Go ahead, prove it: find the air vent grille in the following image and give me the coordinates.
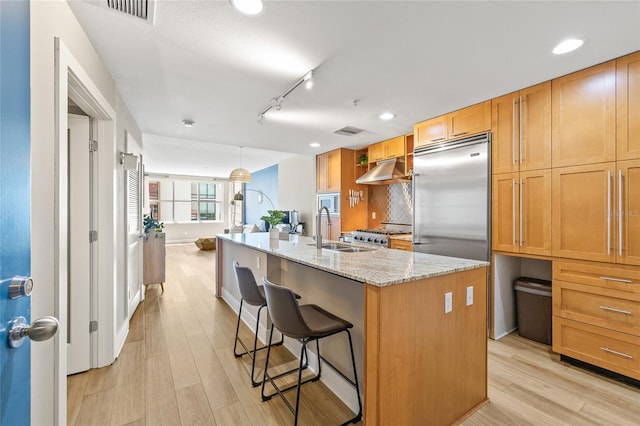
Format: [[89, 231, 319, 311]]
[[106, 0, 155, 22], [334, 126, 364, 136]]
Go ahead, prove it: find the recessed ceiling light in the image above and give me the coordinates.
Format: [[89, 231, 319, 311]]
[[553, 39, 584, 55], [310, 142, 320, 148], [379, 112, 396, 120], [230, 0, 263, 16], [182, 119, 195, 128]]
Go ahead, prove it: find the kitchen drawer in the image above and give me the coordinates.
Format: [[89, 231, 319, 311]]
[[553, 280, 640, 336], [553, 317, 640, 380], [553, 259, 640, 293], [390, 239, 412, 251]]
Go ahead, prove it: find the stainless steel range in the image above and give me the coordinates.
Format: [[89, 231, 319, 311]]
[[352, 227, 411, 248]]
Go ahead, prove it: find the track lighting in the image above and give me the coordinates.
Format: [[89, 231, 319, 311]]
[[258, 69, 316, 123]]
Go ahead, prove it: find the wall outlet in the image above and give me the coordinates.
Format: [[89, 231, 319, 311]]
[[445, 292, 453, 313], [372, 211, 376, 219], [466, 286, 473, 306], [256, 257, 261, 269]]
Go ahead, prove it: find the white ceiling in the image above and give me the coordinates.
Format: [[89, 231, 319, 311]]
[[68, 0, 640, 177]]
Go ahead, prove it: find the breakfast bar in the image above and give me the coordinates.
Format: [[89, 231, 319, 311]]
[[216, 232, 489, 425]]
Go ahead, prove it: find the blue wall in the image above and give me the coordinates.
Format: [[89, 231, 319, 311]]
[[245, 164, 278, 229]]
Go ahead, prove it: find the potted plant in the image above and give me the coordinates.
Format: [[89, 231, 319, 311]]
[[143, 214, 164, 237], [260, 210, 286, 238]]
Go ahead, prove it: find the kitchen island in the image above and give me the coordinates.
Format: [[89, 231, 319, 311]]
[[216, 232, 489, 425]]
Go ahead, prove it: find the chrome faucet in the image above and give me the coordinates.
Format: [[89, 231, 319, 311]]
[[316, 206, 331, 249]]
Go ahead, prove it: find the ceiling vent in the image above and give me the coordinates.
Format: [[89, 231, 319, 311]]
[[334, 126, 364, 136], [105, 0, 156, 24]]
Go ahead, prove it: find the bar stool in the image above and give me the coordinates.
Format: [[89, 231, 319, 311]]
[[232, 261, 305, 387], [261, 277, 363, 426]]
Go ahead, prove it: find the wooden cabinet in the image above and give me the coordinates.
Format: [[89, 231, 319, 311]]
[[617, 159, 640, 265], [414, 101, 491, 149], [492, 82, 551, 174], [368, 136, 406, 162], [319, 215, 340, 241], [414, 116, 447, 148], [552, 61, 616, 168], [390, 238, 412, 251], [316, 149, 342, 192], [617, 51, 640, 161], [552, 259, 640, 380], [552, 163, 616, 263], [447, 100, 492, 140], [492, 170, 551, 255], [551, 160, 640, 265]]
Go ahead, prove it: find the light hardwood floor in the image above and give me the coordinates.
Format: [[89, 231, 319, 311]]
[[68, 243, 640, 425]]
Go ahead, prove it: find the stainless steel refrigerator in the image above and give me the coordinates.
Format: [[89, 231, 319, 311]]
[[412, 132, 491, 262]]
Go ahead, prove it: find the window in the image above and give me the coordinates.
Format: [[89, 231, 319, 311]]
[[147, 178, 224, 222]]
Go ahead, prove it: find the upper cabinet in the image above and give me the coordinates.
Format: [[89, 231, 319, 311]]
[[552, 61, 616, 168], [414, 101, 491, 149], [447, 100, 492, 140], [368, 136, 406, 162], [492, 82, 551, 174], [617, 51, 640, 161], [317, 149, 342, 192]]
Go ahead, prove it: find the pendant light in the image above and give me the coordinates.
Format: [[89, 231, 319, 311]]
[[229, 147, 252, 183]]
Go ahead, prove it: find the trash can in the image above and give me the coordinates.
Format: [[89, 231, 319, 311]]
[[514, 277, 552, 345]]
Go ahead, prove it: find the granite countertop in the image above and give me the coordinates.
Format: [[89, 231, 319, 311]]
[[217, 233, 488, 287]]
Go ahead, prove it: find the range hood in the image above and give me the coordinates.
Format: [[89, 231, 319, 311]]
[[356, 158, 410, 185]]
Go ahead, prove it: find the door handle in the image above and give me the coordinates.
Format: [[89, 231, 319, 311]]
[[8, 316, 59, 348]]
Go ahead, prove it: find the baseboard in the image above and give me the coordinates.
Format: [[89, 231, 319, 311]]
[[560, 355, 640, 389]]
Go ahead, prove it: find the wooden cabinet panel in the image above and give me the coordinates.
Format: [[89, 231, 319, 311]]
[[520, 82, 552, 171], [553, 318, 640, 381], [385, 136, 405, 159], [447, 100, 491, 139], [520, 169, 551, 256], [491, 92, 519, 174], [492, 173, 518, 252], [553, 259, 640, 293], [143, 232, 166, 285], [316, 149, 342, 192], [368, 142, 386, 162], [319, 215, 340, 241], [618, 159, 640, 265], [617, 51, 640, 161], [552, 61, 616, 167], [414, 116, 447, 148], [492, 170, 550, 255], [390, 239, 412, 251], [553, 280, 640, 337], [552, 163, 617, 262]]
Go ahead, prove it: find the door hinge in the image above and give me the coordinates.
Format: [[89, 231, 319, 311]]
[[89, 230, 98, 242], [89, 139, 98, 152], [89, 320, 98, 333]]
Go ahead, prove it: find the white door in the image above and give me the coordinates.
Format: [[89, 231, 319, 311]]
[[67, 114, 92, 374], [126, 133, 143, 313]]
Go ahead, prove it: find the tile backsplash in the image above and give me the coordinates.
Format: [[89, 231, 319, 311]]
[[368, 182, 412, 227]]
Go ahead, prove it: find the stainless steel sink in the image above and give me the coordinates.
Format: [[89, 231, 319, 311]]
[[307, 242, 374, 252]]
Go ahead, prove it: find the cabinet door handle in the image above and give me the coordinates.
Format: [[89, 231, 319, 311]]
[[599, 276, 633, 284], [512, 179, 517, 246], [619, 169, 623, 256], [599, 306, 632, 315], [451, 132, 467, 137], [519, 178, 523, 246], [600, 347, 633, 359], [429, 137, 446, 142], [607, 170, 612, 255], [519, 96, 523, 165], [512, 98, 517, 165]]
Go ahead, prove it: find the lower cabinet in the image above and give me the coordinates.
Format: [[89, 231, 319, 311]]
[[390, 239, 412, 251], [319, 215, 341, 241], [552, 259, 640, 380]]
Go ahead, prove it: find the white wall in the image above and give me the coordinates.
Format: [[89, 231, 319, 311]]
[[164, 222, 228, 244], [31, 1, 141, 424], [277, 154, 316, 235]]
